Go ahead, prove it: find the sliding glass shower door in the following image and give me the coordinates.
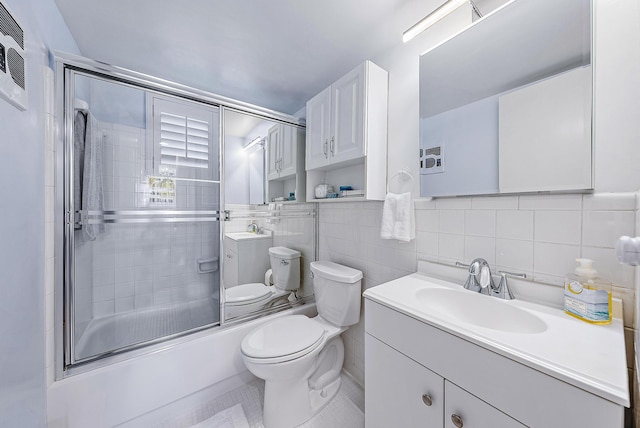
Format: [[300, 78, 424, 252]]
[[65, 71, 221, 365]]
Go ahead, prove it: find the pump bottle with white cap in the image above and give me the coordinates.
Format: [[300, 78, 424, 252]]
[[564, 258, 612, 324]]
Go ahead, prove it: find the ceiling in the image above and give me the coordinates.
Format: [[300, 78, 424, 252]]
[[54, 0, 411, 115]]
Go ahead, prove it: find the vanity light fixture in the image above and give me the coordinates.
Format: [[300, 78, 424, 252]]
[[243, 136, 264, 151], [402, 0, 482, 43]]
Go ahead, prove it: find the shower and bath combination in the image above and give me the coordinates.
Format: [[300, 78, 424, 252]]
[[55, 53, 313, 375]]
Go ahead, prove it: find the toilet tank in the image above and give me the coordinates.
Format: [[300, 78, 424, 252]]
[[310, 261, 363, 327], [268, 246, 301, 291]]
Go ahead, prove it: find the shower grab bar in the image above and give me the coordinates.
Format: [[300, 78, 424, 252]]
[[74, 209, 222, 225]]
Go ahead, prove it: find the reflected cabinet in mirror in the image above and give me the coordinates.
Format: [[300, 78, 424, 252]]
[[419, 0, 592, 197], [222, 109, 314, 322]]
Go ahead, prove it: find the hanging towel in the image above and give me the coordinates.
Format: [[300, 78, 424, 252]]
[[73, 111, 87, 231], [81, 113, 105, 241], [380, 191, 415, 242]]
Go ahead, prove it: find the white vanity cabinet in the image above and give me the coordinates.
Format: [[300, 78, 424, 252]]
[[366, 333, 525, 428], [223, 234, 273, 288], [305, 61, 388, 202], [364, 298, 626, 428]]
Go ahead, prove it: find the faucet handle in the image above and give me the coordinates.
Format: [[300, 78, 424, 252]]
[[495, 271, 526, 300]]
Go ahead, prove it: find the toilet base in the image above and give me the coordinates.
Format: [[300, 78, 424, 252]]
[[263, 375, 342, 428], [260, 335, 345, 428]]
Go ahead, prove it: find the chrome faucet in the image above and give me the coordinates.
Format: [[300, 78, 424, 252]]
[[458, 258, 495, 294], [456, 260, 525, 300], [247, 222, 259, 234]]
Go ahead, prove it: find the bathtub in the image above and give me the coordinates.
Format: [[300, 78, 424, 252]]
[[47, 303, 316, 428]]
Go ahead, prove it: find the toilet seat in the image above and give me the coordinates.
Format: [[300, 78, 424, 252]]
[[226, 283, 274, 306], [241, 315, 326, 364]]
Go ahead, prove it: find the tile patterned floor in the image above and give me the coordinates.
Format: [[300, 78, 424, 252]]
[[161, 374, 364, 428]]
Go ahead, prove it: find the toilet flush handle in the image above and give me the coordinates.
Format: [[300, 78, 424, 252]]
[[280, 260, 289, 265]]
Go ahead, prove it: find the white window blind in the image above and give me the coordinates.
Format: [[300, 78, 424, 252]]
[[159, 112, 209, 168]]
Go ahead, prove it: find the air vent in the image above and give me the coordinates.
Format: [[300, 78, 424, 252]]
[[0, 0, 26, 110], [0, 2, 22, 49], [7, 47, 23, 89]]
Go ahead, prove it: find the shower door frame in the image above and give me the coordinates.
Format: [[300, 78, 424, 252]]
[[54, 52, 306, 378]]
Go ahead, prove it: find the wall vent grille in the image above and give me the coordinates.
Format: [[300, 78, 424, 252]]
[[7, 47, 23, 89], [0, 0, 26, 110], [0, 1, 23, 49]]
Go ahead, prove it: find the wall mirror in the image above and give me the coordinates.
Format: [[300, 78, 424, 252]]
[[222, 109, 314, 322], [419, 0, 592, 197]]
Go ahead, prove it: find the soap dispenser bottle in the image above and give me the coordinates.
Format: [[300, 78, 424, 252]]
[[564, 258, 612, 324]]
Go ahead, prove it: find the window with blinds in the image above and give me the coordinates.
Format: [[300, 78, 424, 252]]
[[159, 112, 209, 169], [149, 96, 219, 182]]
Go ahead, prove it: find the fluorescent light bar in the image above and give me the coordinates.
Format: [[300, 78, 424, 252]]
[[403, 0, 469, 43], [243, 136, 263, 152]]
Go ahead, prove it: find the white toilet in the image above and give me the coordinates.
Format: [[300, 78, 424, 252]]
[[225, 246, 301, 318], [240, 261, 362, 428]]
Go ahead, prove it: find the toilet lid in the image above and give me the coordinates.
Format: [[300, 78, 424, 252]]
[[226, 283, 273, 305], [241, 315, 325, 360]]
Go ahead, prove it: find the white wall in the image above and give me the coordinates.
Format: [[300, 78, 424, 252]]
[[0, 0, 79, 426]]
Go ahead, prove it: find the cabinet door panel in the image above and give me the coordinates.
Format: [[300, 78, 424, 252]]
[[267, 125, 280, 180], [279, 125, 297, 178], [223, 248, 238, 288], [365, 334, 444, 428], [331, 64, 365, 164], [305, 86, 332, 170], [445, 382, 526, 428]]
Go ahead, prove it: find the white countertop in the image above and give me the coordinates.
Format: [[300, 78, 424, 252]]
[[363, 272, 630, 407]]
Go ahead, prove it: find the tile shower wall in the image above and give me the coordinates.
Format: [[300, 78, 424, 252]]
[[77, 123, 220, 321], [319, 193, 638, 386]]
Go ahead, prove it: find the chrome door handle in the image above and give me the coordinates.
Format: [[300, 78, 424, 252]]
[[330, 136, 335, 155], [323, 139, 328, 158]]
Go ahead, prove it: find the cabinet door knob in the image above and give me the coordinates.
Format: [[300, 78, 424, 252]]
[[421, 393, 432, 406], [451, 414, 464, 428]]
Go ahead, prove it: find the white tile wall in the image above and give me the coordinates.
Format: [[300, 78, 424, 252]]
[[319, 193, 638, 386], [319, 201, 417, 384]]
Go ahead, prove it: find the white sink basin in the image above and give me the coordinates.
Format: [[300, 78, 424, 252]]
[[225, 231, 272, 241], [415, 287, 547, 334]]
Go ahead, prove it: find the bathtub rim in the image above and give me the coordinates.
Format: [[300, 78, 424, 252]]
[[61, 296, 314, 379]]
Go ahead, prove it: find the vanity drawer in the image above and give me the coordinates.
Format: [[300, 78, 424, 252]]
[[364, 299, 624, 428], [365, 333, 444, 428]]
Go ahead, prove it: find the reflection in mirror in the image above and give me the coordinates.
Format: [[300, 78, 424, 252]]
[[222, 109, 313, 322], [419, 0, 592, 197]]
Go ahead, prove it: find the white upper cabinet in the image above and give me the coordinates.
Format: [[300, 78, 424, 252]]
[[329, 65, 365, 164], [305, 61, 388, 202], [267, 123, 301, 180], [279, 125, 297, 178], [267, 124, 281, 180], [306, 86, 332, 170], [266, 123, 306, 202]]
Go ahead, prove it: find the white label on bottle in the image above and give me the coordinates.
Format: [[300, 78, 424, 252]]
[[565, 297, 587, 315]]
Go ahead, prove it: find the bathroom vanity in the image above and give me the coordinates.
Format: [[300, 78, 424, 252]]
[[363, 264, 629, 428]]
